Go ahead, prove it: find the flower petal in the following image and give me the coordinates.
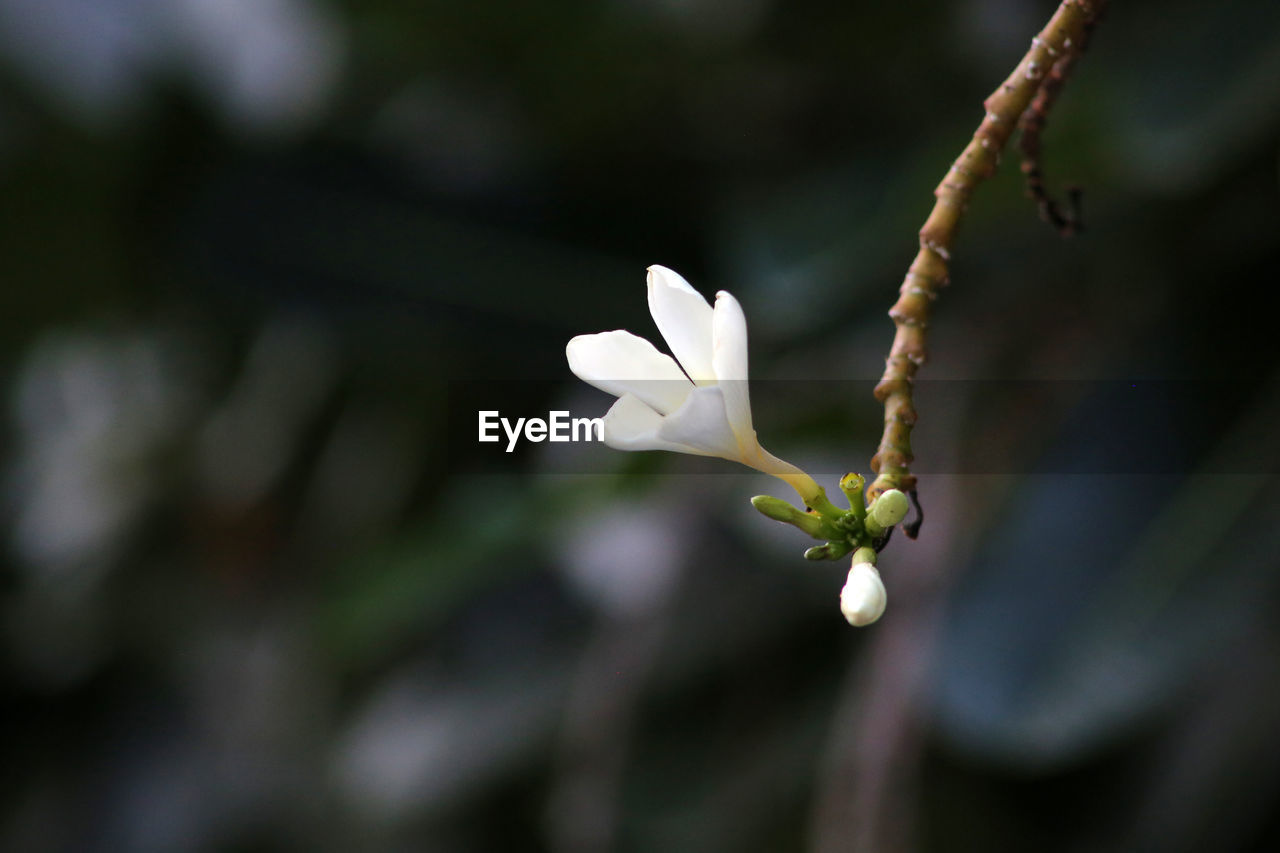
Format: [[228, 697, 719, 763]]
[[656, 385, 743, 461], [602, 393, 706, 454], [566, 331, 693, 415], [647, 265, 716, 385], [711, 290, 754, 440]]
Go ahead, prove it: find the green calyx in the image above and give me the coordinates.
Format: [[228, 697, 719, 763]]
[[752, 476, 910, 562]]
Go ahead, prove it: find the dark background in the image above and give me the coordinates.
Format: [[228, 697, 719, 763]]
[[2, 1, 1279, 851]]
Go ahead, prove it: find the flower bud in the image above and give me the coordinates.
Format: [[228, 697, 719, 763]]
[[868, 489, 909, 530], [804, 540, 853, 561], [840, 561, 887, 627], [751, 494, 825, 538]]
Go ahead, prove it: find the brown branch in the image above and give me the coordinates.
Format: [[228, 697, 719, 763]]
[[867, 0, 1107, 503], [1018, 0, 1108, 235]]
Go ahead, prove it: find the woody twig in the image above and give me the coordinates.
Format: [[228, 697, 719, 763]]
[[867, 0, 1109, 506], [1019, 0, 1108, 235]]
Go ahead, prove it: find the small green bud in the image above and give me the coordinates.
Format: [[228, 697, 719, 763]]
[[752, 494, 801, 523], [833, 514, 865, 543], [752, 495, 827, 538], [804, 541, 853, 561], [868, 489, 909, 530]]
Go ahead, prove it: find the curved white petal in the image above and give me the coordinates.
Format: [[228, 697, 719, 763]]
[[711, 290, 753, 440], [567, 331, 693, 415], [602, 393, 706, 454], [656, 385, 743, 461], [647, 266, 716, 385]]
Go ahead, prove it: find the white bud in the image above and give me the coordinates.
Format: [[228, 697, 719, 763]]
[[840, 561, 887, 627]]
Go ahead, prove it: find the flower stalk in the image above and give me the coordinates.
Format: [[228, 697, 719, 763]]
[[867, 0, 1107, 502]]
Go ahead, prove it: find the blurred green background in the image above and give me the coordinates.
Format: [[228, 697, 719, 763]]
[[2, 0, 1279, 851]]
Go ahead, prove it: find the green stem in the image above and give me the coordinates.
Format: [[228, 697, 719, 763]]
[[839, 473, 867, 520], [806, 488, 846, 521]]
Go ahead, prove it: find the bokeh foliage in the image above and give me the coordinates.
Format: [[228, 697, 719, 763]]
[[2, 1, 1279, 851]]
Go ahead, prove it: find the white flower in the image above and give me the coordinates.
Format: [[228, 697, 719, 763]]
[[840, 560, 886, 626], [567, 265, 820, 503]]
